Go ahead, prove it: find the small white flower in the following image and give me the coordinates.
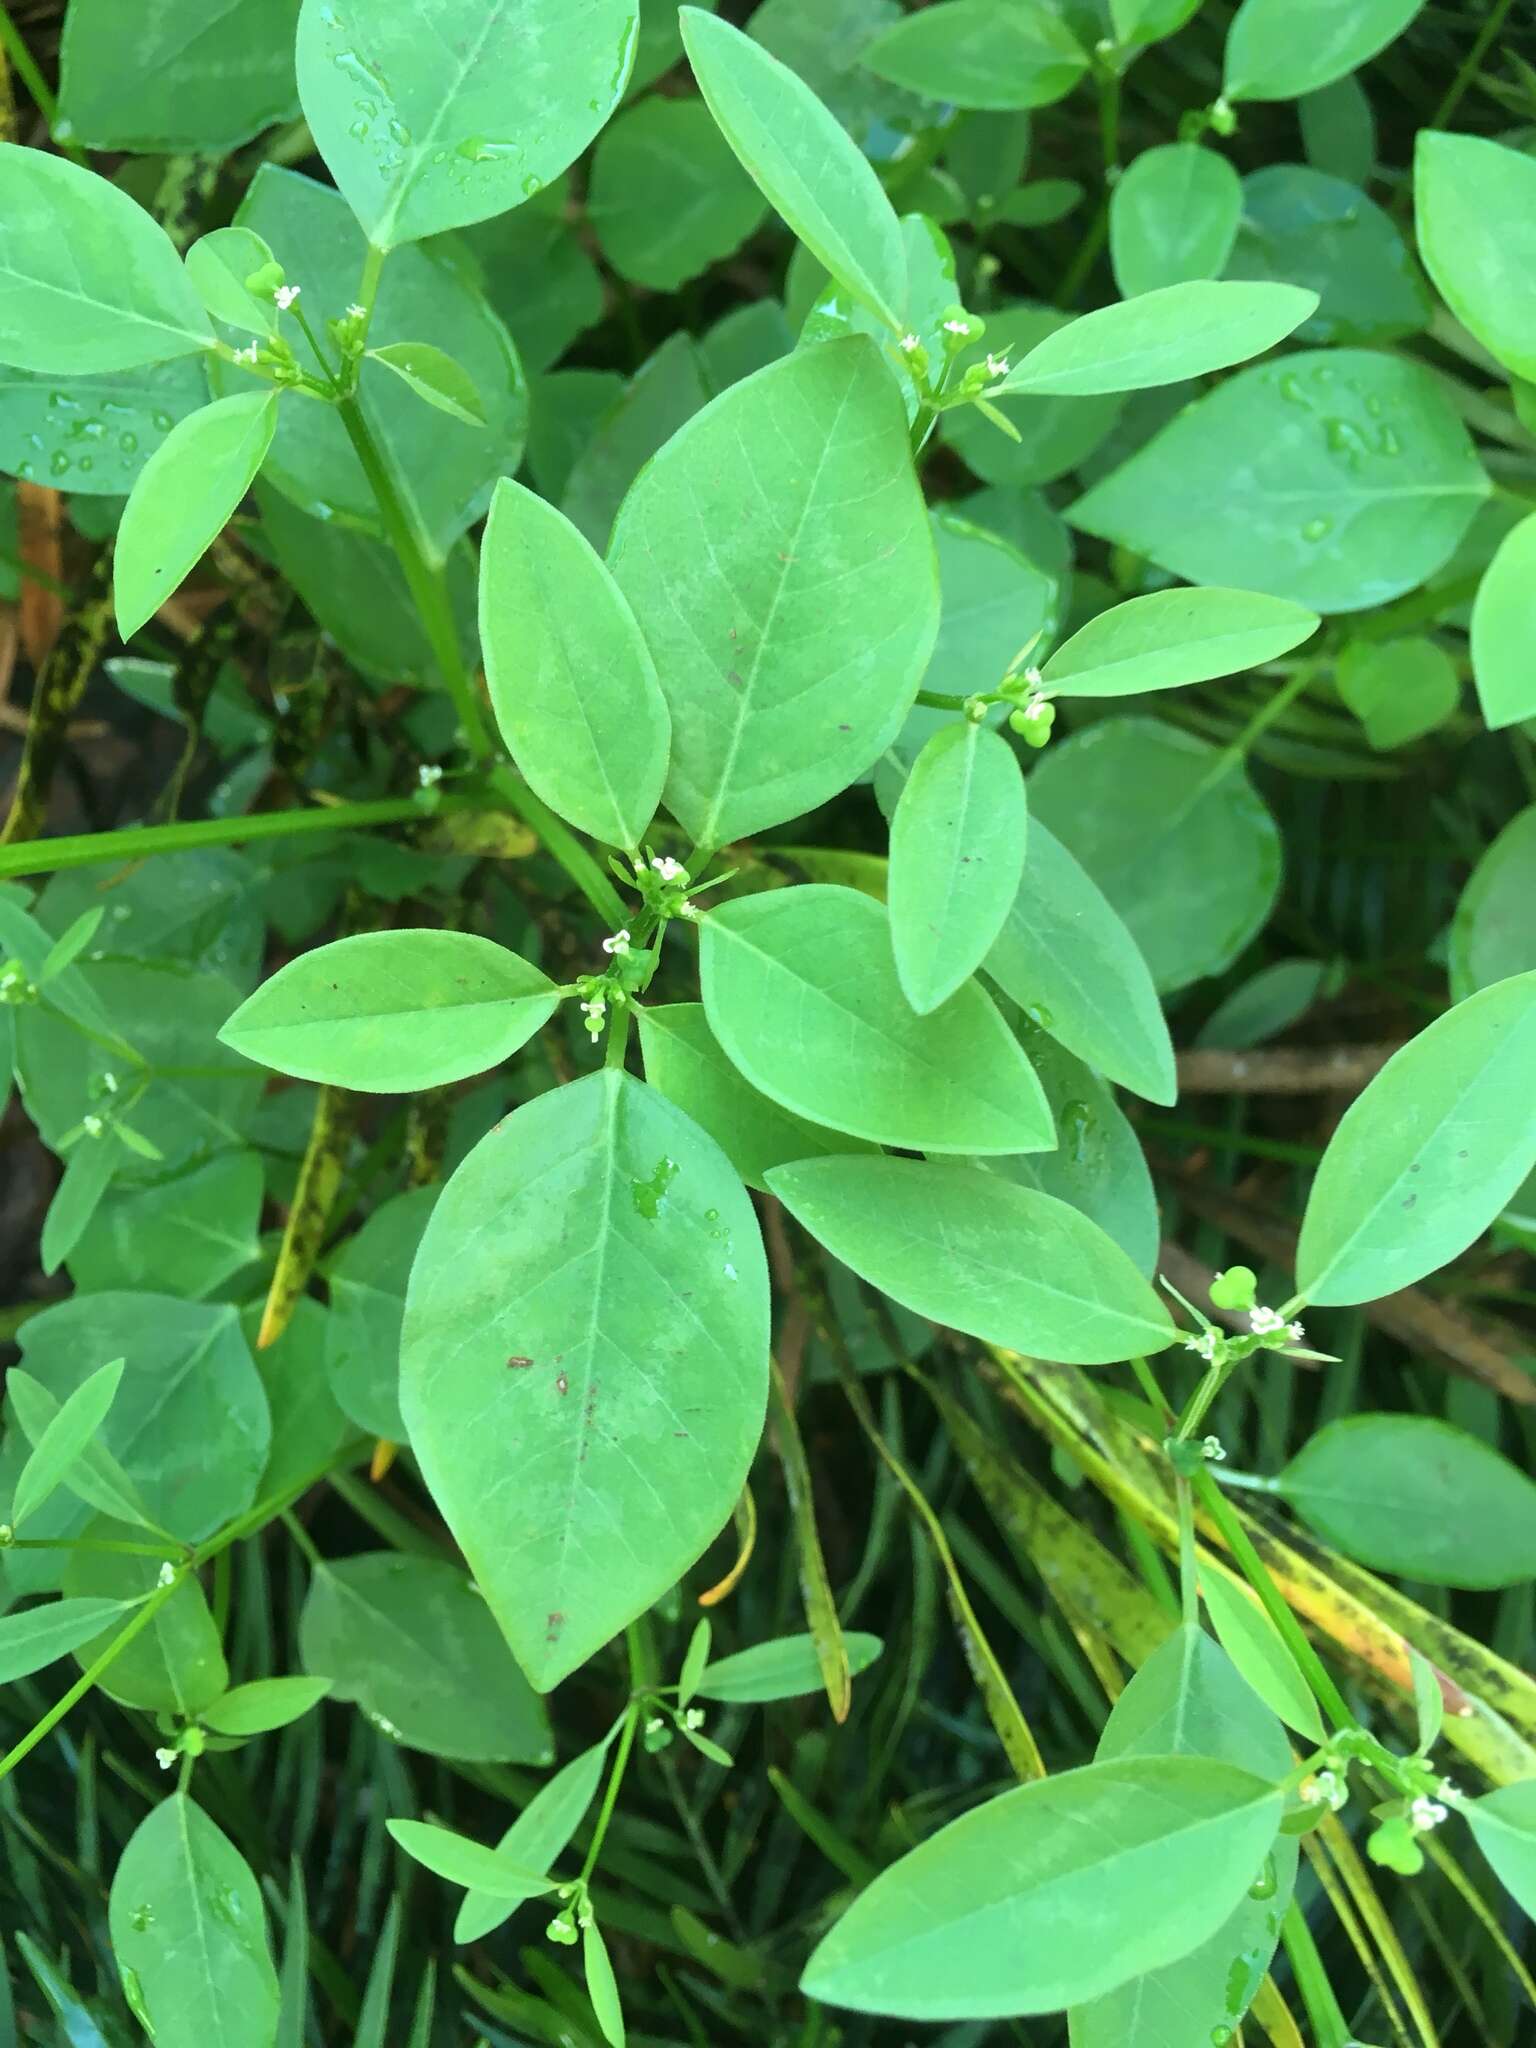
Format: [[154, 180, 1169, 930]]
[[157, 1561, 176, 1588], [677, 900, 699, 921], [154, 1747, 176, 1771], [1410, 1795, 1448, 1832], [1201, 1435, 1226, 1463], [233, 341, 260, 365], [942, 317, 971, 336], [274, 283, 301, 311], [1182, 1329, 1220, 1363], [683, 1707, 705, 1731], [645, 1715, 664, 1735], [82, 1114, 105, 1139], [601, 929, 631, 957], [1250, 1306, 1305, 1343], [898, 332, 922, 353], [650, 855, 686, 882], [102, 1071, 119, 1094], [984, 352, 1010, 379], [416, 763, 443, 787], [1302, 1767, 1346, 1810], [346, 302, 366, 319], [1437, 1778, 1463, 1804]]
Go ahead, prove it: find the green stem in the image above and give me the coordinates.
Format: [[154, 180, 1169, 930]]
[[1190, 1464, 1355, 1736], [2, 1535, 176, 1558], [914, 689, 972, 712], [0, 4, 86, 163], [1176, 1479, 1198, 1629], [484, 765, 629, 927], [1281, 1899, 1352, 2048], [1427, 0, 1516, 133], [1195, 663, 1318, 799], [356, 243, 387, 330], [578, 1701, 640, 1888], [0, 793, 474, 883]]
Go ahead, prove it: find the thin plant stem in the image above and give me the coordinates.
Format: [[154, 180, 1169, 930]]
[[1427, 0, 1516, 134], [0, 4, 86, 163], [578, 1702, 640, 1888]]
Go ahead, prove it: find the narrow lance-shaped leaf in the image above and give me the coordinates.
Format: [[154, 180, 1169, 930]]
[[9, 1356, 124, 1529], [219, 930, 559, 1091], [1295, 970, 1536, 1304], [367, 343, 486, 426], [400, 1071, 770, 1690], [481, 477, 670, 849], [456, 1736, 613, 1942], [1200, 1570, 1324, 1744], [7, 1366, 169, 1537], [768, 1156, 1175, 1366], [386, 1820, 554, 1900], [1464, 1782, 1536, 1921], [0, 143, 213, 372], [697, 1632, 884, 1704], [0, 1596, 134, 1683], [679, 9, 906, 331], [584, 1920, 626, 2048], [115, 391, 280, 638], [998, 281, 1317, 397], [200, 1677, 334, 1737], [1042, 588, 1319, 698]]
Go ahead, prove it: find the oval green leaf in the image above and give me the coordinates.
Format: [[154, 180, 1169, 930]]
[[862, 0, 1088, 113], [801, 1754, 1283, 2019], [1451, 805, 1536, 1002], [590, 95, 767, 291], [368, 342, 486, 426], [1000, 281, 1316, 397], [697, 1631, 884, 1703], [1043, 587, 1319, 699], [608, 337, 938, 845], [1224, 0, 1425, 102], [456, 1738, 611, 1942], [1200, 1571, 1325, 1743], [702, 885, 1052, 1153], [219, 929, 558, 1091], [768, 1155, 1174, 1364], [386, 1820, 553, 1899], [481, 478, 670, 849], [889, 720, 1027, 1015], [1465, 1782, 1536, 1921], [201, 1676, 333, 1737], [1110, 144, 1242, 298], [184, 225, 281, 338], [400, 1071, 770, 1690], [1415, 131, 1536, 385], [1470, 511, 1536, 732], [1295, 970, 1536, 1305]]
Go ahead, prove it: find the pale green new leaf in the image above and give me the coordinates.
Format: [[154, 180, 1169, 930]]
[[114, 391, 279, 638], [1470, 512, 1536, 731], [295, 0, 638, 248], [201, 1677, 333, 1737], [1277, 1415, 1536, 1588], [1415, 132, 1536, 385], [697, 1630, 884, 1703], [481, 478, 669, 848], [1111, 144, 1242, 298], [680, 9, 906, 330], [889, 721, 1027, 1014], [400, 1071, 770, 1689], [801, 1755, 1283, 2018], [1295, 970, 1536, 1304], [1407, 1644, 1445, 1756], [9, 1357, 124, 1530], [999, 281, 1316, 397], [64, 1537, 228, 1715], [0, 1596, 133, 1683], [184, 226, 281, 338], [985, 818, 1176, 1104], [386, 1821, 553, 1900], [456, 1738, 612, 1942], [702, 885, 1052, 1153], [585, 1921, 626, 2048], [609, 338, 937, 845], [1042, 588, 1319, 698], [768, 1155, 1173, 1364], [108, 1795, 280, 2048], [1465, 1782, 1536, 1920], [861, 0, 1088, 112], [219, 929, 558, 1091], [368, 343, 486, 426], [1200, 1572, 1324, 1743], [1225, 0, 1425, 102], [0, 144, 212, 372]]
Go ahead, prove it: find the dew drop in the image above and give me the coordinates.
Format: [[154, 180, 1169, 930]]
[[120, 431, 138, 453], [49, 449, 71, 476], [130, 1904, 155, 1932], [152, 411, 174, 431]]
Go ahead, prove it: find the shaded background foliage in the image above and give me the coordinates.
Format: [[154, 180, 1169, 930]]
[[1, 0, 1535, 2043]]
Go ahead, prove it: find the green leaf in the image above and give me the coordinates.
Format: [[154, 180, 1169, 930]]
[[9, 1357, 123, 1530], [64, 1535, 228, 1715], [70, 1151, 265, 1301], [1074, 1625, 1297, 2048], [800, 214, 961, 427], [1224, 0, 1425, 101], [481, 478, 669, 848], [57, 0, 300, 153], [637, 1002, 877, 1194], [920, 508, 1058, 703], [1451, 805, 1536, 1002], [802, 1754, 1282, 2019], [0, 1596, 133, 1683], [231, 166, 528, 562], [1226, 166, 1429, 348], [769, 1156, 1173, 1365], [108, 1795, 280, 2048], [1042, 587, 1318, 699], [888, 721, 1027, 1015], [609, 337, 937, 845], [295, 0, 638, 249], [39, 1136, 119, 1279], [1111, 145, 1242, 298], [1470, 511, 1536, 731], [677, 1618, 712, 1709], [697, 1631, 884, 1702], [400, 1071, 770, 1690], [0, 144, 212, 373], [367, 342, 485, 426], [219, 930, 558, 1091], [386, 1821, 553, 1900], [702, 885, 1052, 1153], [584, 1921, 626, 2048], [1465, 1782, 1536, 1920], [1200, 1571, 1324, 1743], [983, 812, 1167, 1106], [456, 1738, 611, 1942], [1070, 348, 1487, 614], [942, 306, 1124, 488], [6, 1373, 165, 1548], [680, 8, 906, 331], [201, 1677, 333, 1737], [1417, 131, 1536, 386], [1407, 1643, 1445, 1756], [590, 95, 767, 290], [1197, 959, 1327, 1051], [1295, 971, 1536, 1304], [1277, 1414, 1536, 1588], [1336, 635, 1458, 750], [1300, 73, 1376, 184], [298, 1552, 554, 1760], [448, 175, 604, 376], [862, 0, 1087, 112], [0, 356, 207, 497], [999, 281, 1315, 397], [184, 226, 282, 338], [114, 392, 279, 638], [325, 1187, 437, 1440]]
